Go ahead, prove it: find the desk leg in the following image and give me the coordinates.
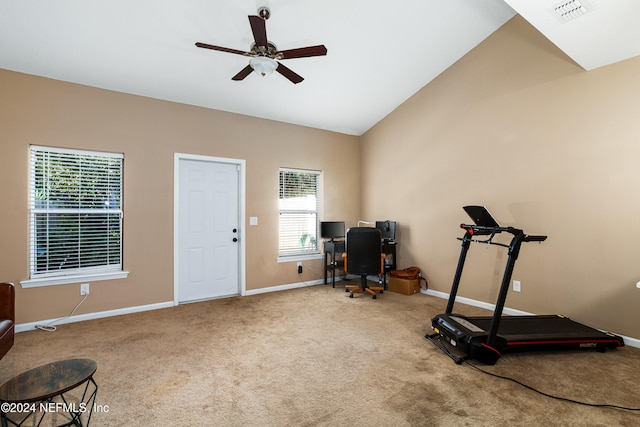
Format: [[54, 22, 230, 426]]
[[332, 259, 336, 288], [324, 252, 329, 284], [325, 251, 339, 287]]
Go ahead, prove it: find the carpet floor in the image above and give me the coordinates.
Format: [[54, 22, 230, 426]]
[[1, 284, 638, 426]]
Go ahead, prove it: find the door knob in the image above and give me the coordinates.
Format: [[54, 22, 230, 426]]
[[232, 228, 237, 233], [233, 237, 238, 242]]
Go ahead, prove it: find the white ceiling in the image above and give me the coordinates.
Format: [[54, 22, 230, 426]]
[[0, 0, 638, 136]]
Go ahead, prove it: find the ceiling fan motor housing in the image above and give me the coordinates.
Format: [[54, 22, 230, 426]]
[[251, 42, 279, 59]]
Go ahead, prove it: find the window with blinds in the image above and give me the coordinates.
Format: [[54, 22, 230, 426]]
[[29, 146, 124, 279], [279, 168, 321, 257]]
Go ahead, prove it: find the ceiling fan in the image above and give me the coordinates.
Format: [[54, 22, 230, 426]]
[[195, 7, 327, 84]]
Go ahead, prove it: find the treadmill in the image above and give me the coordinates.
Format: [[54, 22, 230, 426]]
[[427, 206, 624, 365]]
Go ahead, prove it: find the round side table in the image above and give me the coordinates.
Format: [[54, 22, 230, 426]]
[[0, 358, 98, 426]]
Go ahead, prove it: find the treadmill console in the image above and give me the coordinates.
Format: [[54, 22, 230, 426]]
[[463, 205, 500, 235]]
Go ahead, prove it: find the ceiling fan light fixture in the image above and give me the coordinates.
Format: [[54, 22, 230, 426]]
[[249, 56, 277, 77]]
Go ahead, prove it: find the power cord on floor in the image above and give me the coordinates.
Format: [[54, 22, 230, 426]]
[[464, 359, 640, 411], [298, 273, 354, 288], [297, 264, 338, 287], [298, 270, 314, 287], [35, 294, 88, 332], [427, 334, 639, 411]]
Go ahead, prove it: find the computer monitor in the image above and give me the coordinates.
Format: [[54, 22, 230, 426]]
[[375, 220, 396, 241], [320, 221, 345, 240]]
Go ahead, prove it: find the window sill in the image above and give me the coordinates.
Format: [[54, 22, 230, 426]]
[[277, 254, 323, 263], [20, 271, 129, 288]]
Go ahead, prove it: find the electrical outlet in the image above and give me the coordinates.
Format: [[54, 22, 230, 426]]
[[513, 280, 521, 293], [80, 283, 90, 295], [297, 261, 302, 274], [636, 281, 640, 289]]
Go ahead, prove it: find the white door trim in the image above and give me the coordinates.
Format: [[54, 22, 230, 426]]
[[173, 153, 246, 305]]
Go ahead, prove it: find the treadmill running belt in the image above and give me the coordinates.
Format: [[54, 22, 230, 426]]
[[468, 315, 623, 346]]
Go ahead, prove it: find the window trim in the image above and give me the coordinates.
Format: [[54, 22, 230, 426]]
[[276, 253, 323, 263], [277, 168, 322, 260], [20, 145, 129, 288], [20, 270, 129, 288]]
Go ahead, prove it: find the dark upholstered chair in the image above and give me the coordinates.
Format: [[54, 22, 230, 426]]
[[342, 227, 385, 299], [0, 282, 15, 359]]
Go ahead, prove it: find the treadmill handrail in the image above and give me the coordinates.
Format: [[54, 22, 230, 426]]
[[461, 224, 547, 243], [448, 219, 547, 349]]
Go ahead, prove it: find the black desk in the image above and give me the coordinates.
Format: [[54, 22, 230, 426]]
[[382, 240, 397, 273], [323, 240, 345, 287], [324, 239, 398, 287]]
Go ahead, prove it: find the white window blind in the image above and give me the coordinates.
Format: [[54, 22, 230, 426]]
[[279, 169, 320, 257], [29, 146, 124, 279]]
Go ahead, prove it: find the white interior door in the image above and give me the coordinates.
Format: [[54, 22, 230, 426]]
[[177, 157, 240, 302]]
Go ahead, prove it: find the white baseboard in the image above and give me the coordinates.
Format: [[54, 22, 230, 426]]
[[17, 280, 332, 332], [244, 275, 368, 296], [624, 336, 640, 348], [422, 289, 640, 349], [17, 284, 639, 349], [244, 278, 325, 296], [16, 301, 174, 333], [422, 289, 533, 316]]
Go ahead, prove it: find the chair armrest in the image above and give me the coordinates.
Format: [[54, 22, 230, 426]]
[[0, 283, 15, 323]]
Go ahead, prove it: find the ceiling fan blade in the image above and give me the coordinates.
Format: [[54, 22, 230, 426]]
[[278, 45, 328, 60], [248, 15, 268, 47], [195, 42, 251, 56], [232, 65, 254, 81], [276, 62, 304, 84]]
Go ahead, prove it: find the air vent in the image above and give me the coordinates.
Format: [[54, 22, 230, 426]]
[[552, 0, 593, 22]]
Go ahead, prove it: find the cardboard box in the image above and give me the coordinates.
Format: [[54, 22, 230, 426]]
[[388, 276, 420, 295]]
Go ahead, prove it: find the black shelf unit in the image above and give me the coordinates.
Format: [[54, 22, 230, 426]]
[[323, 240, 345, 287]]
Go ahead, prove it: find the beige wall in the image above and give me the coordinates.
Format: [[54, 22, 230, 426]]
[[2, 14, 639, 341], [0, 69, 360, 324], [361, 16, 640, 339]]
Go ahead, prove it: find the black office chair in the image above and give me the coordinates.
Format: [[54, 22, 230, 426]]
[[342, 227, 385, 299]]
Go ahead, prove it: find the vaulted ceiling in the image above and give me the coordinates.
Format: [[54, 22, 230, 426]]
[[1, 1, 638, 135]]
